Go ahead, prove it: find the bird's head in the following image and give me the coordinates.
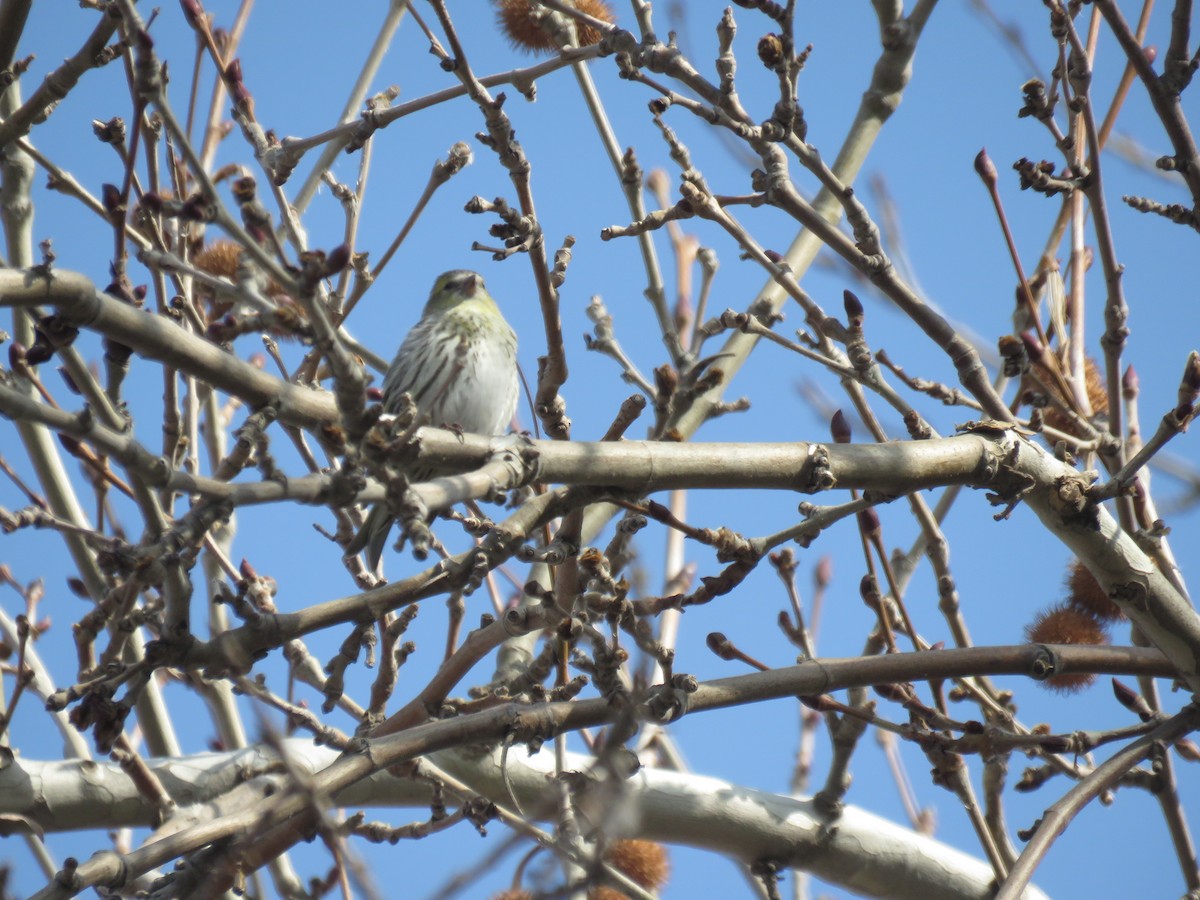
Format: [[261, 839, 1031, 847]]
[[424, 269, 489, 314]]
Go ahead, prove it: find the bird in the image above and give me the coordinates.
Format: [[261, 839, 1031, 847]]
[[348, 269, 519, 572]]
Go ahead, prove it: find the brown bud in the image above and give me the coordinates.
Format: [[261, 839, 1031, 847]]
[[180, 0, 205, 27], [1176, 350, 1200, 417], [101, 183, 123, 220], [8, 342, 28, 371], [324, 243, 351, 276], [814, 555, 833, 589], [706, 632, 736, 660], [843, 289, 864, 328], [226, 59, 253, 113], [1121, 364, 1139, 399], [1174, 738, 1200, 762], [653, 363, 678, 398], [974, 148, 998, 187], [830, 409, 852, 443], [857, 507, 880, 538], [1111, 678, 1152, 718], [859, 573, 881, 609]]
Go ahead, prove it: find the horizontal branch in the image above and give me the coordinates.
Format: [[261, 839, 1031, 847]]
[[10, 739, 1055, 900], [4, 286, 1200, 691], [14, 643, 1172, 897], [4, 267, 1199, 686], [13, 646, 1180, 801]]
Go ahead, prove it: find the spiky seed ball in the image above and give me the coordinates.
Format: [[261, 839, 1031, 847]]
[[1065, 559, 1125, 622], [1083, 355, 1109, 416], [495, 0, 615, 53], [194, 239, 241, 281], [606, 839, 670, 891], [1024, 603, 1109, 693], [1038, 355, 1108, 434], [192, 239, 299, 334], [192, 240, 245, 322]]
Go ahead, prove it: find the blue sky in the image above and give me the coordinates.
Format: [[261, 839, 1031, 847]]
[[3, 2, 1200, 897]]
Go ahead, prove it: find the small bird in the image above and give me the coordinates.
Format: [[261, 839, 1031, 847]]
[[350, 269, 518, 572]]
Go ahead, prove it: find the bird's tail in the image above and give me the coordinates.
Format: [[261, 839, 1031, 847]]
[[345, 503, 394, 574]]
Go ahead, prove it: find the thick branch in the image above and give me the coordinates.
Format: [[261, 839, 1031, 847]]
[[20, 643, 1173, 897]]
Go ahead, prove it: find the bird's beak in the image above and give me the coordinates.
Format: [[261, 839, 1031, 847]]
[[461, 274, 479, 297]]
